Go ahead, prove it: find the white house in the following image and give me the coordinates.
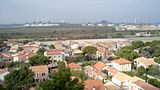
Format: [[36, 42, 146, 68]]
[[9, 45, 19, 53], [44, 49, 65, 63], [0, 68, 9, 81], [84, 65, 107, 81], [96, 47, 114, 60], [134, 57, 158, 69], [112, 58, 131, 72], [12, 50, 36, 62], [112, 72, 132, 89]]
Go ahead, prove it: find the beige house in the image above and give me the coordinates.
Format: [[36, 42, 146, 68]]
[[104, 81, 120, 90], [112, 72, 132, 89], [13, 50, 36, 62], [96, 47, 114, 60], [30, 65, 49, 82], [134, 57, 158, 69], [112, 58, 131, 72], [84, 66, 106, 81]]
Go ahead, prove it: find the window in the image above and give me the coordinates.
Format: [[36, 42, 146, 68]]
[[42, 73, 45, 76], [35, 79, 39, 82]]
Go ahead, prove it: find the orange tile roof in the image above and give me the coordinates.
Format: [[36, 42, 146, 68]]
[[0, 53, 12, 58], [84, 79, 106, 90], [134, 80, 160, 90], [113, 58, 131, 64], [135, 57, 157, 66], [31, 65, 48, 72], [68, 63, 81, 69], [97, 48, 112, 54], [47, 49, 64, 55], [95, 70, 107, 77], [19, 52, 36, 61], [94, 62, 106, 70], [107, 67, 118, 75], [0, 68, 8, 74]]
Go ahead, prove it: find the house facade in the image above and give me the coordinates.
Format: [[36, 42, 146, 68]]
[[96, 47, 114, 60], [13, 50, 36, 62], [112, 58, 131, 72], [134, 57, 157, 69], [30, 65, 49, 82], [106, 67, 118, 76], [84, 65, 107, 81], [44, 49, 65, 63], [0, 68, 9, 81], [112, 72, 132, 90]]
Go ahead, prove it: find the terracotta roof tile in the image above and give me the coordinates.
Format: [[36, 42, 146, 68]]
[[97, 48, 112, 54], [84, 79, 106, 90], [95, 70, 107, 77], [46, 49, 64, 55], [134, 80, 160, 90], [107, 67, 118, 75], [113, 58, 131, 64], [0, 68, 8, 74], [31, 65, 48, 72], [94, 62, 106, 70], [68, 63, 81, 69]]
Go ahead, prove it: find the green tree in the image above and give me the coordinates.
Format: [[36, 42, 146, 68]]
[[71, 70, 88, 81], [82, 46, 97, 55], [0, 40, 5, 48], [137, 66, 145, 77], [49, 44, 55, 49], [22, 40, 30, 44], [82, 46, 97, 61], [121, 46, 134, 51], [154, 57, 160, 64], [18, 47, 23, 51], [153, 48, 160, 57], [117, 49, 139, 61], [147, 66, 160, 76], [112, 33, 124, 38], [139, 47, 154, 58], [148, 78, 160, 88], [132, 41, 144, 49], [37, 48, 46, 55], [29, 55, 49, 66], [4, 66, 34, 90], [38, 61, 84, 90]]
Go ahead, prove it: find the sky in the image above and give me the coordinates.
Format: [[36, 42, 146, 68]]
[[0, 0, 160, 24]]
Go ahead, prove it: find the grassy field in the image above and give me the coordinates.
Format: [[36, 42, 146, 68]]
[[0, 27, 114, 39], [0, 26, 160, 40], [129, 37, 160, 41]]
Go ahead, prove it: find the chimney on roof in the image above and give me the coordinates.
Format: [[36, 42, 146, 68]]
[[92, 85, 96, 90]]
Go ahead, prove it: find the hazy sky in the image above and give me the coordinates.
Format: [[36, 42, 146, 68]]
[[0, 0, 160, 24]]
